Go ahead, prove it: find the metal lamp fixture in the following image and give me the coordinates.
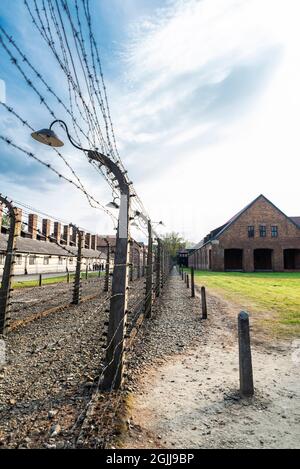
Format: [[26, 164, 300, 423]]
[[106, 197, 120, 209], [31, 120, 82, 150], [31, 128, 64, 147], [31, 118, 131, 390]]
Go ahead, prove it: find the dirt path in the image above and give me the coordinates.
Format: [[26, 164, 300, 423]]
[[120, 269, 300, 449]]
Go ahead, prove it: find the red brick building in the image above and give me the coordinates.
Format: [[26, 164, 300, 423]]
[[188, 195, 300, 272]]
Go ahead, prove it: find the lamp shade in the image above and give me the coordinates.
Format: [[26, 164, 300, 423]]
[[31, 128, 64, 147], [106, 201, 120, 209]]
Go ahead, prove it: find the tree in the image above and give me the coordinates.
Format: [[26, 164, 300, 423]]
[[161, 232, 187, 259], [1, 213, 9, 227]]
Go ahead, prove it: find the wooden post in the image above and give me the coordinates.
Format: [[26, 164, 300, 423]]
[[181, 269, 184, 280], [39, 273, 42, 287], [67, 272, 70, 283], [145, 220, 153, 317], [160, 243, 164, 288], [186, 274, 189, 289], [72, 227, 82, 305], [201, 286, 207, 319], [103, 238, 110, 292], [238, 311, 254, 397], [142, 245, 146, 277], [85, 264, 88, 280], [137, 248, 141, 279], [0, 196, 18, 335], [191, 267, 195, 298], [156, 239, 161, 297]]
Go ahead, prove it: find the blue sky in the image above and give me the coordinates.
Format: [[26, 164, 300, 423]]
[[1, 0, 300, 242]]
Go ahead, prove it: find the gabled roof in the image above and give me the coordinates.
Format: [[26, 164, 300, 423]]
[[290, 217, 300, 227], [192, 239, 205, 250], [0, 233, 101, 258], [190, 194, 300, 254], [97, 235, 116, 247], [213, 194, 300, 240]]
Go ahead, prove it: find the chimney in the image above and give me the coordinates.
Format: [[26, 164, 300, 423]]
[[63, 225, 70, 245], [71, 226, 77, 245], [91, 234, 97, 250], [28, 213, 38, 240], [85, 232, 92, 249], [42, 218, 51, 240], [14, 208, 22, 237], [53, 222, 61, 243], [79, 230, 85, 249]]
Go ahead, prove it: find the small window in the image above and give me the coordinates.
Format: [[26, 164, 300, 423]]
[[0, 254, 5, 265], [69, 257, 73, 264], [16, 255, 22, 265], [43, 256, 50, 265], [58, 256, 63, 265], [248, 226, 254, 238], [259, 225, 266, 237], [29, 255, 36, 265], [271, 226, 278, 238]]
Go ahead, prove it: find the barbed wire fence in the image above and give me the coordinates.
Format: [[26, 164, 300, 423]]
[[0, 0, 173, 448]]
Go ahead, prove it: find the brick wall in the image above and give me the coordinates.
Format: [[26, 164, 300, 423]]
[[189, 196, 300, 272]]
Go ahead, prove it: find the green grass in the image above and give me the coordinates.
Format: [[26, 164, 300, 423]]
[[12, 271, 104, 289], [186, 269, 300, 336]]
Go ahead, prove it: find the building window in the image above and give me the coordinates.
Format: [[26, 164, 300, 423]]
[[0, 254, 5, 265], [248, 226, 254, 238], [43, 256, 50, 265], [16, 255, 22, 265], [69, 257, 73, 264], [58, 256, 63, 265], [29, 255, 36, 265], [271, 226, 278, 238], [259, 225, 266, 237]]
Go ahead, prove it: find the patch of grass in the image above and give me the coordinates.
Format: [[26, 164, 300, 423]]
[[187, 269, 300, 336], [12, 271, 104, 289]]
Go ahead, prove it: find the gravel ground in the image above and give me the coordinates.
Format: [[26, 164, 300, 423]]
[[0, 276, 145, 448], [118, 268, 300, 449], [9, 276, 107, 324]]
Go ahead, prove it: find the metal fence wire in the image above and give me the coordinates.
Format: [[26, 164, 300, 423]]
[[0, 195, 172, 448]]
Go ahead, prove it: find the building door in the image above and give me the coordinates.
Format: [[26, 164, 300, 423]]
[[254, 249, 273, 271], [284, 249, 300, 270], [224, 249, 243, 270]]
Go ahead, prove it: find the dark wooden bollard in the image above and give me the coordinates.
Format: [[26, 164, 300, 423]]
[[186, 274, 189, 289], [85, 266, 88, 280], [201, 286, 207, 319], [39, 274, 42, 287], [191, 267, 195, 298], [238, 311, 254, 397], [67, 272, 70, 283], [181, 270, 184, 280]]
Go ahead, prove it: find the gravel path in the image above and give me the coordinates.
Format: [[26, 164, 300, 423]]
[[120, 268, 300, 449], [0, 277, 145, 448]]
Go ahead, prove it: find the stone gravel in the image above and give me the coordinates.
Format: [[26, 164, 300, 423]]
[[0, 276, 145, 448]]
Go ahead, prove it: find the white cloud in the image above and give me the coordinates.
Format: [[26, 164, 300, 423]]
[[2, 0, 300, 244], [108, 0, 300, 242]]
